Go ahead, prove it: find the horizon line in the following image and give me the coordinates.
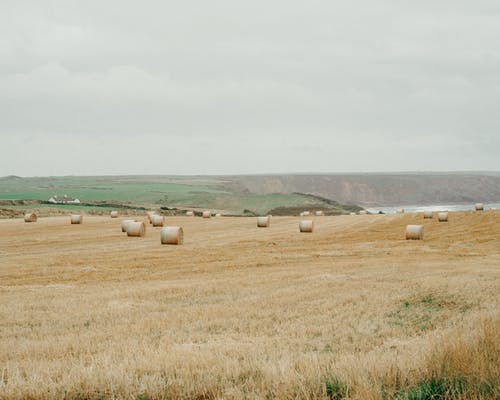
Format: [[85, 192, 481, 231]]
[[2, 170, 500, 179]]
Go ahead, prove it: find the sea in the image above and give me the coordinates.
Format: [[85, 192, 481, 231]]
[[366, 203, 500, 214]]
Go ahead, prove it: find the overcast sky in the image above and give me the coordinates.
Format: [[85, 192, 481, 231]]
[[1, 1, 499, 176]]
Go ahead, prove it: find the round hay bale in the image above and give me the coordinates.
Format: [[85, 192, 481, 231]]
[[146, 211, 156, 224], [475, 203, 484, 211], [350, 212, 356, 216], [300, 211, 310, 217], [215, 213, 221, 217], [151, 215, 165, 227], [423, 211, 433, 219], [315, 211, 324, 216], [397, 208, 405, 214], [438, 212, 449, 222], [257, 216, 270, 227], [110, 211, 119, 218], [202, 211, 211, 218], [406, 225, 423, 240], [24, 213, 37, 223], [121, 219, 136, 232], [186, 211, 194, 216], [127, 221, 146, 237], [299, 220, 314, 232], [160, 226, 184, 245], [71, 215, 82, 224], [358, 210, 368, 215]]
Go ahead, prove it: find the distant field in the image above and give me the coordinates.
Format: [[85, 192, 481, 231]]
[[0, 176, 224, 204], [0, 211, 498, 399], [0, 176, 358, 215]]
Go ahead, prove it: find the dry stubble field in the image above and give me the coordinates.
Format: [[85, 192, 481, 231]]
[[0, 212, 499, 399]]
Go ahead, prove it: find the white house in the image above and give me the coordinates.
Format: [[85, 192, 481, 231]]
[[48, 195, 81, 204]]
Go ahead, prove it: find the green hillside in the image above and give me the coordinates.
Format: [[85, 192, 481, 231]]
[[0, 175, 359, 215]]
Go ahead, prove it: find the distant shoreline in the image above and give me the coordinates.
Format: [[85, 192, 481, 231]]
[[367, 203, 500, 214]]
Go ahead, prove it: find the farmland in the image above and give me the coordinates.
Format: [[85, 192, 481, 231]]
[[0, 176, 359, 216], [0, 210, 498, 399]]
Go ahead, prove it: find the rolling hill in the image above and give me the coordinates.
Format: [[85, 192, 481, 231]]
[[220, 172, 500, 206]]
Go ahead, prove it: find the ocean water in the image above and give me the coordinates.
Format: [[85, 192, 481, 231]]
[[366, 203, 500, 214]]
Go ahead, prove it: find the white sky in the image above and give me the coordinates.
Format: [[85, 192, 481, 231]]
[[1, 0, 499, 176]]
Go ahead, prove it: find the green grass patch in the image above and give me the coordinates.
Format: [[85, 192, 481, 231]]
[[325, 376, 348, 400], [388, 293, 471, 333], [398, 376, 467, 400]]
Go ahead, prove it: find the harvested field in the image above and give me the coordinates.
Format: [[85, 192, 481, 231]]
[[0, 211, 499, 399]]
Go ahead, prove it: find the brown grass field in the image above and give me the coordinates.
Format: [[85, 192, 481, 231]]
[[0, 211, 499, 399]]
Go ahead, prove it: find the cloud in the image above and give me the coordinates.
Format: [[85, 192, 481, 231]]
[[0, 1, 499, 175]]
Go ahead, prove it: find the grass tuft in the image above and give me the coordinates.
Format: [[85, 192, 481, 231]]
[[399, 376, 466, 400], [325, 376, 348, 400]]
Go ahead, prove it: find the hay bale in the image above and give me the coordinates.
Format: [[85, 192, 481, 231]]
[[475, 203, 484, 211], [160, 226, 184, 245], [350, 212, 356, 216], [127, 221, 146, 237], [70, 215, 82, 224], [406, 225, 423, 240], [215, 213, 221, 217], [300, 211, 310, 217], [315, 211, 324, 216], [24, 213, 37, 223], [299, 220, 314, 232], [121, 219, 136, 232], [186, 211, 194, 216], [438, 212, 449, 222], [359, 210, 368, 215], [110, 211, 119, 218], [151, 215, 165, 227], [146, 211, 156, 224], [423, 211, 433, 219], [397, 208, 405, 214], [257, 216, 270, 227], [202, 211, 211, 218]]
